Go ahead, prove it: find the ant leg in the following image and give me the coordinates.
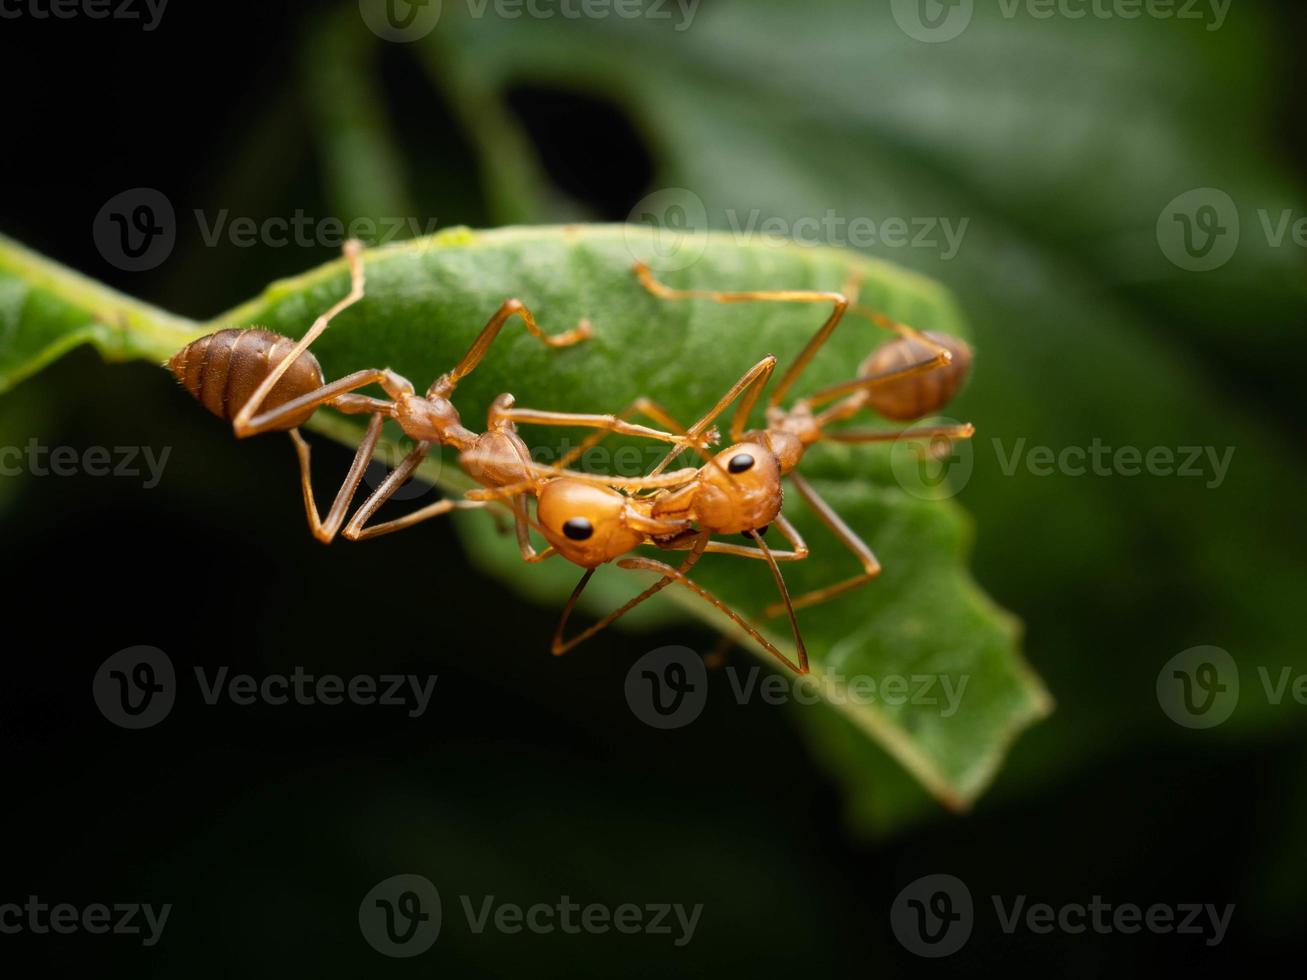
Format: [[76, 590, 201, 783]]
[[635, 262, 843, 412], [551, 535, 711, 658], [514, 505, 557, 563], [494, 405, 709, 453], [510, 396, 718, 479], [466, 463, 704, 502], [552, 533, 808, 674], [233, 239, 366, 435], [338, 439, 432, 540], [644, 356, 777, 478], [437, 300, 592, 395], [288, 413, 385, 543], [332, 393, 396, 415], [661, 514, 810, 563], [340, 446, 544, 544], [821, 422, 975, 445], [234, 367, 414, 437], [635, 262, 957, 414], [619, 541, 808, 674], [234, 362, 411, 436], [806, 353, 955, 423], [345, 496, 489, 541], [763, 471, 881, 616]]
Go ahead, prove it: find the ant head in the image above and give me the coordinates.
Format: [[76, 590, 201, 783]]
[[687, 442, 782, 536], [537, 479, 644, 568]]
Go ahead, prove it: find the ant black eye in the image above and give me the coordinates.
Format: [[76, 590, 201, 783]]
[[728, 453, 755, 474], [563, 517, 594, 541]]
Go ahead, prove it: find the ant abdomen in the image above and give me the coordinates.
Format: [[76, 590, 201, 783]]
[[860, 331, 972, 421], [168, 328, 325, 431]]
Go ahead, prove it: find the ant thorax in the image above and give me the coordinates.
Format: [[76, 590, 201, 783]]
[[459, 430, 535, 490], [396, 392, 477, 449]]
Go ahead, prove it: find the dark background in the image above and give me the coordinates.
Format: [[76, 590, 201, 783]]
[[2, 0, 1305, 974]]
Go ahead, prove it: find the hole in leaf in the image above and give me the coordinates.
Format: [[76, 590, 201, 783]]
[[504, 84, 655, 220]]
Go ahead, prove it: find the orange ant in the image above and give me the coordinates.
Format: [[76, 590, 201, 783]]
[[170, 241, 808, 669], [461, 384, 813, 673], [480, 263, 976, 669], [624, 261, 976, 616], [464, 263, 977, 674], [167, 240, 710, 547]]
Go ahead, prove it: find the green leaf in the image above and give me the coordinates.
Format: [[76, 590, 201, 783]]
[[408, 0, 1307, 831], [0, 225, 1049, 809]]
